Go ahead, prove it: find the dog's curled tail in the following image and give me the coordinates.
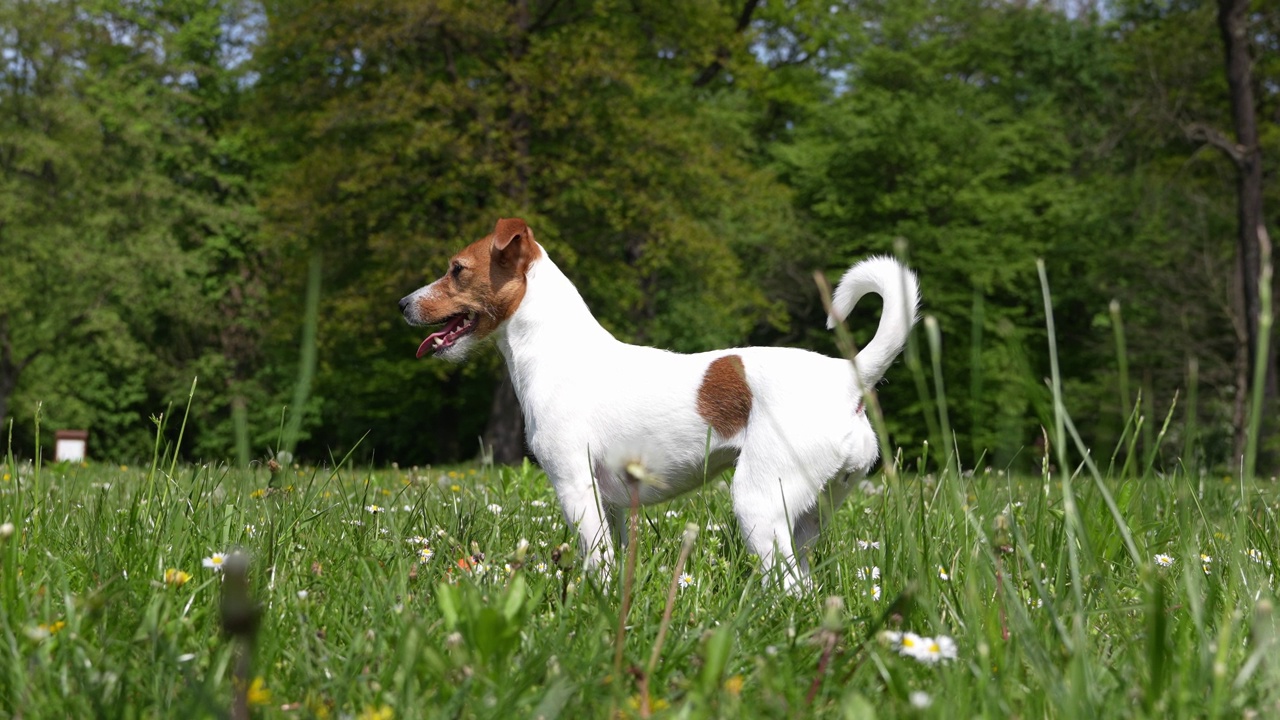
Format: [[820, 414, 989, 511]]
[[826, 256, 921, 389]]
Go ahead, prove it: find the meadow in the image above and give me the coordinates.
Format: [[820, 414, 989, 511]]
[[2, 437, 1278, 718]]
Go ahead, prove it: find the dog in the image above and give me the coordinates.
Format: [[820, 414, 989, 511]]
[[399, 218, 920, 589]]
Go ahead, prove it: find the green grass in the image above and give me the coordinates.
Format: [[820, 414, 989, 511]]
[[3, 256, 1277, 718], [1, 452, 1278, 719]]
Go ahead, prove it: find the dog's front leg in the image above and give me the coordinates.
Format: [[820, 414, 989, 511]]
[[550, 471, 616, 579]]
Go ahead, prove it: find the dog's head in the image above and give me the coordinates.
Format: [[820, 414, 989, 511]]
[[399, 217, 542, 361]]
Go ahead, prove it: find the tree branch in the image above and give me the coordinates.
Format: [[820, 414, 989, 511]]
[[692, 0, 761, 88], [1183, 121, 1246, 166]]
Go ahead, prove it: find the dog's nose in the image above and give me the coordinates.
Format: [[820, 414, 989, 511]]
[[398, 296, 412, 314]]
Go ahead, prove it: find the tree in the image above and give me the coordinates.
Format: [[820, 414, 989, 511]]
[[774, 0, 1121, 467], [0, 0, 261, 460], [1209, 0, 1276, 464], [250, 0, 802, 464]]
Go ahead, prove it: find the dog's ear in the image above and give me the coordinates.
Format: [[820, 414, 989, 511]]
[[492, 218, 532, 252]]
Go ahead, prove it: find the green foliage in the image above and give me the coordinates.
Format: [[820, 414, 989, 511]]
[[248, 0, 804, 462], [1, 0, 1276, 470], [0, 0, 265, 461]]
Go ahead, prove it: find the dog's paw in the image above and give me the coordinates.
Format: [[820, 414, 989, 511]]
[[583, 549, 615, 584]]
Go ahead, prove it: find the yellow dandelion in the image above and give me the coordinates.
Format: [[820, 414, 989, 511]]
[[164, 569, 192, 587], [41, 620, 67, 635], [356, 705, 394, 720], [723, 674, 744, 696], [449, 484, 461, 493], [626, 695, 669, 711], [250, 488, 266, 499], [247, 677, 271, 706]]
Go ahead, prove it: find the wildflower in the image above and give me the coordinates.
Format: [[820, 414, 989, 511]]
[[530, 500, 547, 507], [487, 503, 502, 514], [365, 504, 384, 514], [938, 566, 950, 581], [895, 632, 924, 655], [534, 561, 548, 573], [1153, 553, 1174, 568], [418, 547, 434, 563], [1, 472, 9, 482], [886, 631, 957, 664], [203, 553, 228, 572], [856, 539, 882, 550], [909, 691, 933, 709], [678, 572, 694, 589], [27, 621, 66, 641], [297, 590, 309, 600], [911, 635, 958, 664], [665, 510, 679, 518], [164, 569, 192, 587], [856, 566, 881, 581], [247, 677, 271, 706], [249, 488, 266, 499], [244, 524, 257, 538], [1246, 548, 1270, 566], [449, 484, 461, 492], [1200, 553, 1213, 565], [406, 535, 428, 545], [356, 706, 394, 720], [723, 675, 744, 696], [626, 696, 669, 712], [868, 584, 882, 601]]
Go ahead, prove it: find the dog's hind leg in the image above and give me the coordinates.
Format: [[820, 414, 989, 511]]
[[791, 472, 859, 577]]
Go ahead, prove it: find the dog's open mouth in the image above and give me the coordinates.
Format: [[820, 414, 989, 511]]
[[416, 311, 478, 358]]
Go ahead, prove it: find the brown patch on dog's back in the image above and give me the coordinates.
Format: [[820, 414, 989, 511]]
[[697, 355, 752, 437]]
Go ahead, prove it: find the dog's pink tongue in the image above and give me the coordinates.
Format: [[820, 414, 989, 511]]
[[415, 335, 438, 359], [415, 315, 467, 358]]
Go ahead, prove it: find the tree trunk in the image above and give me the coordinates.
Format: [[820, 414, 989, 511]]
[[1217, 0, 1278, 462], [479, 0, 533, 466], [483, 371, 526, 464]]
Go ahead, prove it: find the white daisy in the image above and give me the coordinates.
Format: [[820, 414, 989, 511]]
[[202, 553, 228, 572]]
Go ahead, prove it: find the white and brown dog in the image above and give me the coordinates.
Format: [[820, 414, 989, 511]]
[[399, 218, 919, 589]]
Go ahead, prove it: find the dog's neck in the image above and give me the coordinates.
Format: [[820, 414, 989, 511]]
[[495, 248, 617, 404]]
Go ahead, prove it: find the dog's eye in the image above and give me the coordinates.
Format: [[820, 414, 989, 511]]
[[450, 262, 464, 278]]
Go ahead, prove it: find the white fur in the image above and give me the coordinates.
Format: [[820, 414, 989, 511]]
[[480, 247, 921, 591]]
